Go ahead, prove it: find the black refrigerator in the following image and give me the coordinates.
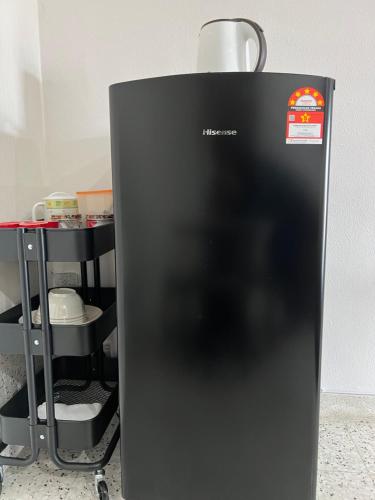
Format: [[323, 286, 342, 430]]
[[110, 72, 334, 500]]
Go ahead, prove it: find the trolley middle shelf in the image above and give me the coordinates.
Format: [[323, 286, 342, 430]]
[[0, 287, 116, 356], [0, 356, 118, 450]]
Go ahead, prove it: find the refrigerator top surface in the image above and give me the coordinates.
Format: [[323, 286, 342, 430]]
[[109, 71, 335, 90]]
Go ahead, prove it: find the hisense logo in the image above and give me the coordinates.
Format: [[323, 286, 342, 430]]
[[202, 129, 238, 136]]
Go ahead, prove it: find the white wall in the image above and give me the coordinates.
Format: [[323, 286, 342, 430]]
[[0, 0, 45, 404], [34, 0, 375, 394]]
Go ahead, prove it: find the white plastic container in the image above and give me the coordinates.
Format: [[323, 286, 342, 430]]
[[76, 189, 113, 219]]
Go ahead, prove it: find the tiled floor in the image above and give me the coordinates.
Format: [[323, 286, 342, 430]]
[[318, 394, 375, 499], [1, 393, 375, 499]]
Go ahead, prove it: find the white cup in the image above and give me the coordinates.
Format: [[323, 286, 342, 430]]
[[35, 288, 87, 324], [32, 192, 78, 221]]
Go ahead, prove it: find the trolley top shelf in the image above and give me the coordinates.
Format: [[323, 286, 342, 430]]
[[0, 223, 115, 262]]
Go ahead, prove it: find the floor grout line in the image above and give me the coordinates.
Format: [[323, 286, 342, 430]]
[[346, 419, 374, 479], [318, 420, 365, 475]]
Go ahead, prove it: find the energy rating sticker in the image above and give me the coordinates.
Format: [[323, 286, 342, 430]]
[[286, 87, 325, 144]]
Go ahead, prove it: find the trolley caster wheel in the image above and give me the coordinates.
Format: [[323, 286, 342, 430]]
[[95, 469, 109, 499], [97, 480, 109, 500]]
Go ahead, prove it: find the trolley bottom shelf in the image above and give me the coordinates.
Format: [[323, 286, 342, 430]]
[[0, 356, 118, 450]]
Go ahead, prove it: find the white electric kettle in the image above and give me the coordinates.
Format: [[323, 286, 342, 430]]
[[197, 18, 267, 73]]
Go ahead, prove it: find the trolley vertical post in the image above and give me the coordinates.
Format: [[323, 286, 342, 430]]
[[80, 261, 88, 302], [0, 229, 40, 466]]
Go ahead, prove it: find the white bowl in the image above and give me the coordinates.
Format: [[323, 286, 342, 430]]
[[35, 288, 87, 324]]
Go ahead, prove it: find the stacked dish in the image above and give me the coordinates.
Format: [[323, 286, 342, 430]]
[[19, 288, 102, 326]]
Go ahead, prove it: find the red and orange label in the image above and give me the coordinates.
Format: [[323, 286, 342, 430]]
[[286, 87, 325, 145]]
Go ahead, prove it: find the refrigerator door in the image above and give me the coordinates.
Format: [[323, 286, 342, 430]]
[[110, 72, 334, 500]]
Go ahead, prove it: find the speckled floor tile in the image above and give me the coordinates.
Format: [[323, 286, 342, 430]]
[[348, 423, 375, 473], [318, 423, 365, 472], [2, 460, 84, 500], [1, 445, 122, 500], [317, 471, 375, 499]]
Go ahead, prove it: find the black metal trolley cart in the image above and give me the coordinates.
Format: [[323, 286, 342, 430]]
[[0, 224, 119, 499]]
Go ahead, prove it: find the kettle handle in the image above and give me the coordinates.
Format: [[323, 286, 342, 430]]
[[240, 18, 267, 72]]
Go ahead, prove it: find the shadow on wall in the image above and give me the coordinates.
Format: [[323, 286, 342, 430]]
[[0, 72, 48, 220], [45, 136, 112, 192], [41, 72, 113, 191]]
